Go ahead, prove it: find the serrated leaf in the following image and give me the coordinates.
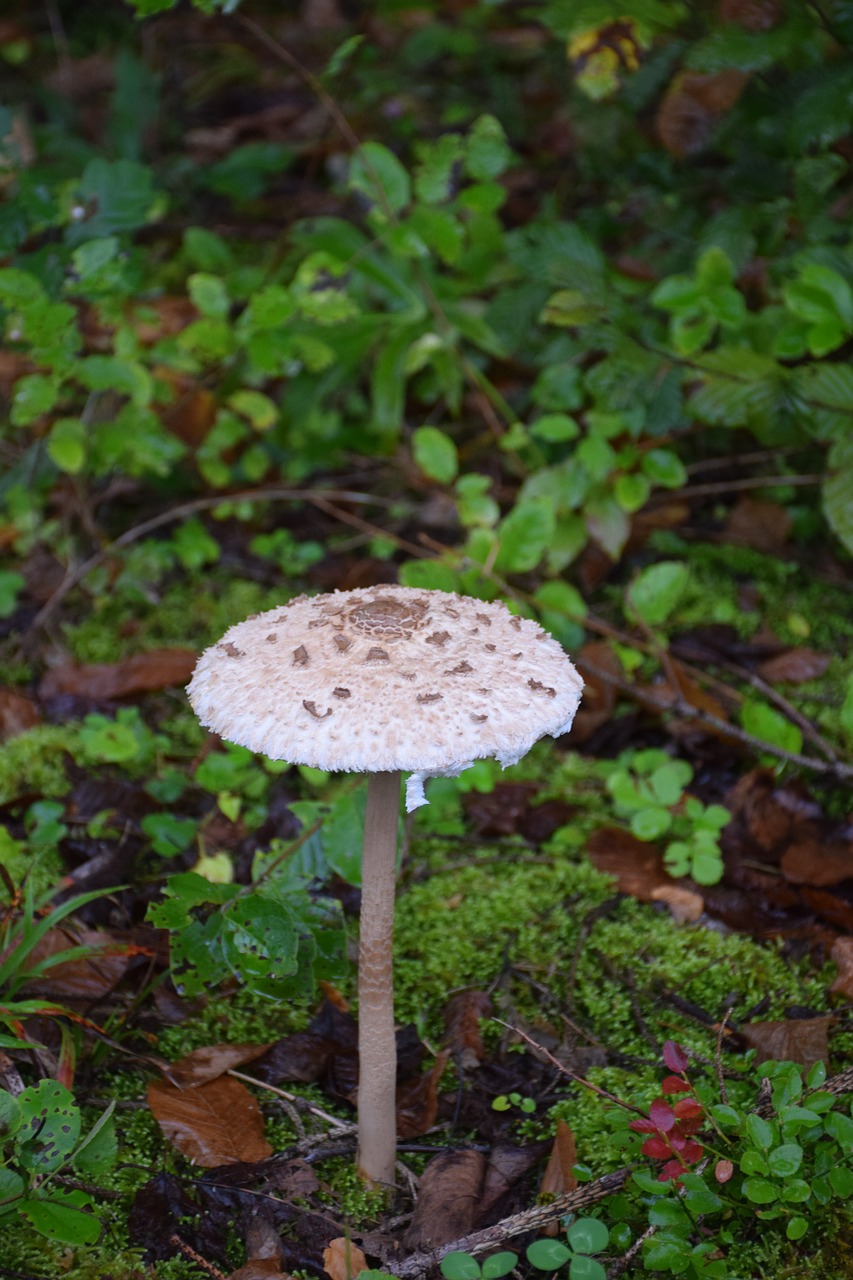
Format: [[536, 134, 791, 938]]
[[465, 114, 513, 180]]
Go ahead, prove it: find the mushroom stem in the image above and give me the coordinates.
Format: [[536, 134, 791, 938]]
[[356, 768, 402, 1190]]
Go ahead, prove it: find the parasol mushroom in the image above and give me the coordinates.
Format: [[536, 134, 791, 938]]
[[187, 586, 583, 1190]]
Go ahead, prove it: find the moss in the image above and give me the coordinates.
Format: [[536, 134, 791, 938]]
[[0, 725, 72, 806], [63, 574, 291, 665]]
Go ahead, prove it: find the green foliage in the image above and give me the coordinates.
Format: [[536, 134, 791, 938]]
[[606, 749, 731, 884], [0, 1082, 116, 1245]]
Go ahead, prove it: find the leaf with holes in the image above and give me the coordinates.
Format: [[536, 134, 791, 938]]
[[222, 896, 299, 988]]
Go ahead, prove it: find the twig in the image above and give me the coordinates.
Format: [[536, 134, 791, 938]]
[[24, 484, 412, 636], [169, 1235, 227, 1278], [227, 1069, 355, 1133], [392, 1169, 632, 1278], [677, 474, 822, 498]]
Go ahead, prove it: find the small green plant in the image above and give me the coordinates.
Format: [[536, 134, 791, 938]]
[[440, 1249, 518, 1280], [605, 748, 731, 884], [491, 1090, 536, 1114], [0, 1080, 116, 1246], [527, 1218, 611, 1280]]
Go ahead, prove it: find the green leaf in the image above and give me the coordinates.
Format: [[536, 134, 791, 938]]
[[17, 1080, 80, 1171], [767, 1143, 803, 1177], [742, 1177, 779, 1204], [414, 133, 465, 204], [11, 373, 59, 426], [745, 1114, 775, 1151], [0, 570, 23, 620], [829, 1166, 853, 1197], [566, 1217, 609, 1254], [631, 807, 672, 841], [184, 226, 233, 271], [526, 1239, 571, 1270], [141, 813, 198, 857], [69, 157, 157, 244], [741, 700, 803, 755], [47, 418, 87, 474], [627, 561, 690, 626], [440, 1252, 481, 1280], [465, 114, 513, 180], [349, 141, 411, 216], [529, 413, 580, 443], [412, 426, 458, 484], [614, 472, 650, 512], [76, 355, 152, 406], [71, 235, 119, 278], [222, 896, 299, 984], [570, 1258, 606, 1280], [18, 1195, 101, 1245], [228, 389, 278, 430], [786, 1217, 809, 1241], [481, 1252, 518, 1279], [649, 761, 692, 806], [823, 447, 853, 556], [494, 501, 555, 574], [188, 272, 230, 319]]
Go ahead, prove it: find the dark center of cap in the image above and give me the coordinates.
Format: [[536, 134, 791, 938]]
[[348, 595, 428, 637]]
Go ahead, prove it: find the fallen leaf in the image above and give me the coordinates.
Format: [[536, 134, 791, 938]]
[[0, 687, 40, 741], [396, 1049, 450, 1139], [148, 1075, 274, 1167], [740, 1016, 834, 1070], [571, 642, 621, 743], [40, 648, 197, 701], [443, 990, 493, 1069], [587, 827, 670, 900], [403, 1149, 485, 1249], [718, 0, 783, 32], [830, 937, 853, 1001], [477, 1141, 548, 1224], [781, 836, 853, 887], [323, 1237, 367, 1280], [168, 1043, 272, 1089], [540, 1119, 577, 1197], [757, 648, 831, 684], [20, 926, 136, 998], [657, 70, 748, 157], [650, 884, 705, 923], [227, 1264, 290, 1280], [723, 497, 793, 552]]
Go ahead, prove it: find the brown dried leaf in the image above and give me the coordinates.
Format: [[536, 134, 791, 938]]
[[540, 1119, 578, 1197], [148, 1076, 274, 1167], [571, 642, 620, 743], [650, 884, 705, 923], [657, 70, 749, 157], [724, 497, 793, 553], [323, 1238, 367, 1280], [167, 1043, 272, 1089], [227, 1265, 290, 1280], [830, 937, 853, 1001], [757, 648, 831, 684], [0, 687, 40, 742], [39, 648, 197, 701], [781, 836, 853, 887], [443, 990, 493, 1069], [403, 1149, 485, 1249], [396, 1049, 450, 1139], [477, 1141, 548, 1224], [20, 927, 133, 998], [587, 827, 670, 899], [718, 0, 783, 31], [740, 1016, 835, 1070]]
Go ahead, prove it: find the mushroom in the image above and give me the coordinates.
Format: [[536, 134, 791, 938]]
[[187, 586, 583, 1189]]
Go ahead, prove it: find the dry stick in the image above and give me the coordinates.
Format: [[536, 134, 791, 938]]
[[227, 1070, 355, 1133], [25, 484, 408, 636], [706, 656, 839, 763], [677, 474, 822, 499], [576, 655, 853, 781]]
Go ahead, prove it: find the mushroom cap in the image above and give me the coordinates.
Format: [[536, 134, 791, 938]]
[[187, 587, 583, 810]]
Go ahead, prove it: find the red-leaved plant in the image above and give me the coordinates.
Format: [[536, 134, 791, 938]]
[[629, 1040, 707, 1181]]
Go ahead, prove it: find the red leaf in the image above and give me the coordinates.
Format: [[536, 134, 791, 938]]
[[680, 1140, 705, 1164], [629, 1117, 658, 1134], [642, 1136, 672, 1160], [673, 1099, 704, 1121], [661, 1074, 693, 1094], [662, 1041, 690, 1073], [715, 1159, 735, 1184], [659, 1158, 690, 1180], [649, 1098, 676, 1131]]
